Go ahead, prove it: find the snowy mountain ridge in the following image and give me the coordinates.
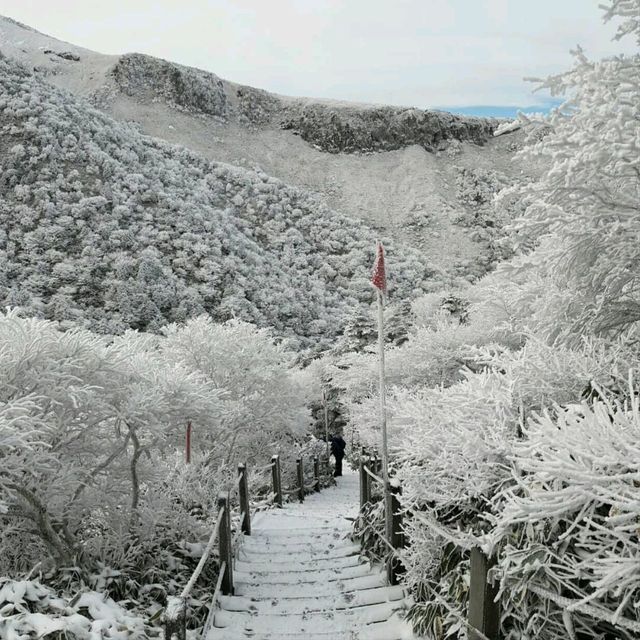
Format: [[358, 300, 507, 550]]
[[0, 13, 533, 279], [0, 15, 540, 351]]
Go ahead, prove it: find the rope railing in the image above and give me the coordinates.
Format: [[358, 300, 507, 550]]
[[181, 507, 225, 599], [164, 452, 334, 640], [358, 450, 499, 639], [253, 461, 276, 472], [357, 452, 501, 638], [363, 464, 385, 486]]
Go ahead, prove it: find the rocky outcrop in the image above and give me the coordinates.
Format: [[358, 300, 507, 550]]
[[111, 53, 227, 117], [236, 85, 282, 125], [280, 103, 497, 153], [43, 49, 80, 62], [108, 53, 495, 153]]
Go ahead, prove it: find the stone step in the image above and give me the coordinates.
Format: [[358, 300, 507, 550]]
[[205, 616, 409, 640], [237, 543, 360, 563], [213, 600, 404, 633], [218, 585, 407, 615], [241, 536, 352, 553], [234, 553, 361, 572], [234, 573, 387, 598], [234, 563, 377, 585]]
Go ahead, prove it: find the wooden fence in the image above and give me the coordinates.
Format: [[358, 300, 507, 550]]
[[357, 452, 501, 640], [164, 453, 332, 640]]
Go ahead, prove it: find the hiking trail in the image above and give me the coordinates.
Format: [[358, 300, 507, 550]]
[[205, 469, 414, 639]]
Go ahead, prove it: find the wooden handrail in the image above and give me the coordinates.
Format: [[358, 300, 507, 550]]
[[238, 463, 251, 535], [271, 454, 283, 507], [363, 463, 385, 486], [165, 450, 331, 639], [296, 457, 305, 503], [356, 455, 501, 638], [217, 491, 233, 596]]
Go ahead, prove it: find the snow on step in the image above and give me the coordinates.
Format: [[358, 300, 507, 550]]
[[216, 599, 401, 626], [217, 585, 406, 615], [234, 572, 388, 598], [238, 543, 361, 563], [205, 470, 414, 639], [240, 537, 353, 553], [235, 562, 375, 583], [234, 552, 361, 571], [206, 615, 414, 640]]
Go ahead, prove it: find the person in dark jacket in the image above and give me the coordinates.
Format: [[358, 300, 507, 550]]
[[330, 434, 346, 477]]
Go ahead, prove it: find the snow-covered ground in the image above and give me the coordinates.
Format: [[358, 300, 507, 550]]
[[207, 470, 414, 640]]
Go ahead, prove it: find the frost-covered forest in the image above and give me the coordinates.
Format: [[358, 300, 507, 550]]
[[0, 54, 440, 350], [1, 0, 640, 639]]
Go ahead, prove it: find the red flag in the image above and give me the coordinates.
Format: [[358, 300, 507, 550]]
[[371, 241, 386, 292]]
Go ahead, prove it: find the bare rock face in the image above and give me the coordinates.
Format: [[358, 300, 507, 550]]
[[111, 53, 228, 117], [236, 85, 282, 125], [280, 103, 497, 153], [108, 53, 496, 154], [43, 49, 80, 62]]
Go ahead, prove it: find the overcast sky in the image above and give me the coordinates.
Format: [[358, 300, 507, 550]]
[[2, 1, 634, 110]]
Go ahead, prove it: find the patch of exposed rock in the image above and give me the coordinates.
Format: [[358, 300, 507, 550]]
[[280, 103, 497, 153], [43, 49, 80, 62], [111, 53, 227, 117], [236, 85, 282, 125], [107, 53, 496, 154]]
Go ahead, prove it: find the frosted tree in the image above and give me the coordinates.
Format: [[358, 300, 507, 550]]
[[497, 0, 640, 341]]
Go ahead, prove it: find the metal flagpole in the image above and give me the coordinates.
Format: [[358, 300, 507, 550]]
[[377, 288, 389, 485], [322, 387, 330, 458], [186, 421, 192, 464], [372, 240, 394, 556]]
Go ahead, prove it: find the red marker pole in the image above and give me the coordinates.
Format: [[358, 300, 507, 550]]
[[186, 421, 192, 464]]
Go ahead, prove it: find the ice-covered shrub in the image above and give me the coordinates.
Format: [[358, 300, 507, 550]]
[[0, 311, 223, 573], [330, 302, 512, 405], [0, 311, 309, 580], [0, 578, 157, 639], [161, 316, 309, 466], [490, 388, 640, 639]]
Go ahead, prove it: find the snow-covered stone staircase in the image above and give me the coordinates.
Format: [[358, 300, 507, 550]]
[[205, 471, 413, 639]]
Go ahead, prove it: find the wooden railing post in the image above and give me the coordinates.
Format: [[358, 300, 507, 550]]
[[164, 596, 186, 640], [297, 457, 305, 503], [271, 455, 283, 507], [217, 492, 234, 595], [313, 456, 321, 492], [238, 463, 251, 535], [468, 548, 500, 640], [385, 480, 404, 585], [359, 455, 370, 509]]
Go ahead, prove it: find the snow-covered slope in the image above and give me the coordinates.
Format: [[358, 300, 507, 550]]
[[0, 14, 535, 279], [0, 54, 443, 346]]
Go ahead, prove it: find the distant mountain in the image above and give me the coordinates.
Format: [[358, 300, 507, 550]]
[[436, 102, 562, 118]]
